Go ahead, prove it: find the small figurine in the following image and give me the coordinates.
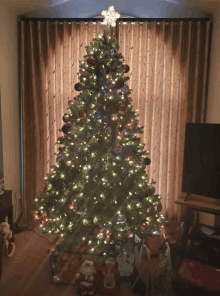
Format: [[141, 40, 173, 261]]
[[75, 259, 96, 296], [0, 222, 15, 258]]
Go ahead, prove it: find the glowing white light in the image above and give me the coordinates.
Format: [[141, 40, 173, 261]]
[[101, 6, 120, 27]]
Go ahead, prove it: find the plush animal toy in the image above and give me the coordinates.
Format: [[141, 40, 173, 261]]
[[75, 259, 96, 296], [0, 222, 15, 258]]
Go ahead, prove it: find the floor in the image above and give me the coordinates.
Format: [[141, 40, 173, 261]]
[[0, 227, 140, 296], [0, 225, 215, 296]]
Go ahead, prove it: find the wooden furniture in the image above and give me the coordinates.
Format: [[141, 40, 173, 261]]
[[175, 194, 220, 260], [0, 190, 14, 242]]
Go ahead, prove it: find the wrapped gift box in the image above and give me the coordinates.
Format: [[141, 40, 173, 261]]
[[50, 251, 81, 284]]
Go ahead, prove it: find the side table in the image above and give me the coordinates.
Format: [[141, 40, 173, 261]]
[[0, 190, 14, 242]]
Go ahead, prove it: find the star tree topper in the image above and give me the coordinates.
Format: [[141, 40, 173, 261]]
[[101, 6, 120, 27]]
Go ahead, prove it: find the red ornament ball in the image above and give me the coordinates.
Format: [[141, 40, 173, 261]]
[[123, 64, 130, 73], [87, 57, 96, 67], [118, 104, 127, 114], [77, 110, 86, 119], [113, 144, 122, 154]]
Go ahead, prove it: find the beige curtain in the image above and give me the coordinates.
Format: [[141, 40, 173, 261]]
[[117, 20, 211, 221], [21, 21, 115, 224], [21, 19, 211, 225]]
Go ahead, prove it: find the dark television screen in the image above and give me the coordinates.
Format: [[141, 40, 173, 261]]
[[182, 123, 220, 199]]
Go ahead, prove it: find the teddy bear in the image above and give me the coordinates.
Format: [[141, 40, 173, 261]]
[[0, 222, 15, 258], [75, 259, 96, 296]]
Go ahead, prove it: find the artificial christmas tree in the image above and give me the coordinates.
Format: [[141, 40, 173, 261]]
[[35, 7, 165, 284]]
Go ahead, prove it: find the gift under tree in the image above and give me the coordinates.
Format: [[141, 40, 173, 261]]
[[35, 6, 165, 259]]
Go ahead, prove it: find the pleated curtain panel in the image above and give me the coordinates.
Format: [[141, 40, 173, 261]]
[[20, 19, 211, 225]]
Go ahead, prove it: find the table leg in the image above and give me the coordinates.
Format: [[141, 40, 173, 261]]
[[180, 207, 192, 260], [8, 206, 14, 242]]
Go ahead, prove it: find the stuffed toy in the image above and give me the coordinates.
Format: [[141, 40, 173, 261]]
[[75, 259, 96, 296], [0, 222, 15, 258]]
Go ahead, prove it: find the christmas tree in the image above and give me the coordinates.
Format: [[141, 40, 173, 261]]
[[35, 8, 165, 257]]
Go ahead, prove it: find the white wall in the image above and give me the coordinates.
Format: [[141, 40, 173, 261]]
[[0, 3, 21, 220]]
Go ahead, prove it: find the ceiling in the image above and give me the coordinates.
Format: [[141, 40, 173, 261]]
[[2, 0, 219, 17]]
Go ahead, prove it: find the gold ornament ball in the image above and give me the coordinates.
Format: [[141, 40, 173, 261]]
[[77, 110, 86, 119], [87, 57, 96, 67]]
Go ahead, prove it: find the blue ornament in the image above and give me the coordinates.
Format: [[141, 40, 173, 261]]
[[122, 84, 129, 93], [104, 85, 108, 89], [118, 215, 126, 223], [87, 132, 90, 135], [103, 111, 111, 122], [100, 89, 107, 96], [94, 111, 102, 120], [109, 50, 116, 56], [157, 201, 162, 212]]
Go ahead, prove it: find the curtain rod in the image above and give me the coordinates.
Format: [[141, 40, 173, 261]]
[[18, 17, 212, 23]]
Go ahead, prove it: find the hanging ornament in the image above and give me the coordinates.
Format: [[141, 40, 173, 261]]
[[74, 145, 81, 156], [116, 78, 124, 89], [75, 83, 82, 91], [77, 110, 86, 120], [123, 64, 130, 73], [146, 185, 155, 196], [94, 111, 102, 120], [122, 84, 129, 93], [109, 50, 116, 56], [118, 215, 126, 223], [106, 126, 112, 134], [62, 124, 72, 134], [113, 144, 122, 154], [62, 114, 71, 123], [103, 111, 111, 122], [143, 157, 151, 166], [157, 201, 162, 213], [118, 104, 127, 114], [100, 89, 108, 96], [87, 56, 96, 66]]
